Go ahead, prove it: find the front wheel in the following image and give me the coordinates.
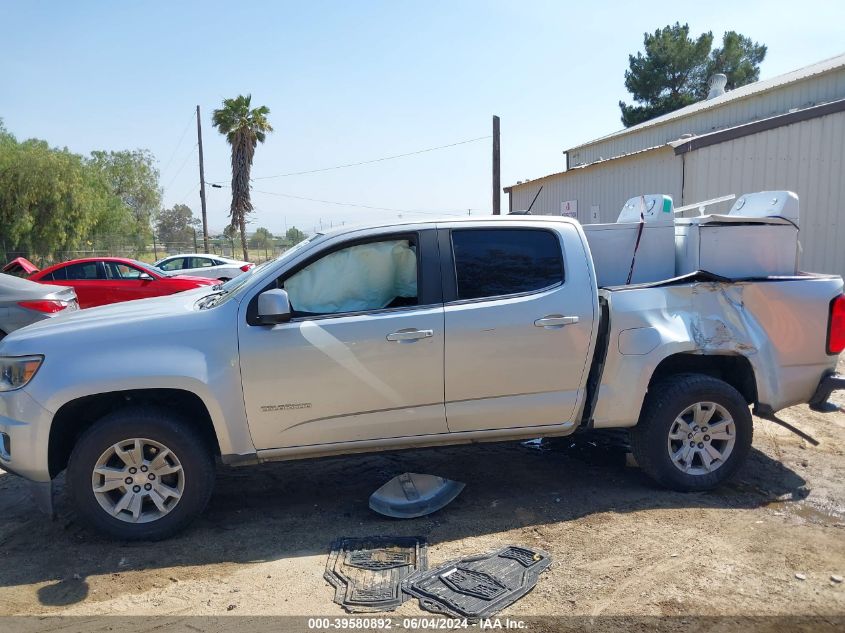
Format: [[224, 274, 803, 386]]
[[67, 407, 216, 540], [630, 374, 752, 491]]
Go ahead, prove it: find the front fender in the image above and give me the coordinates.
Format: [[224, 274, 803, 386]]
[[26, 343, 254, 458]]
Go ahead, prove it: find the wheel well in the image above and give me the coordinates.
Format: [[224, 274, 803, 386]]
[[48, 389, 220, 478], [648, 354, 757, 405]]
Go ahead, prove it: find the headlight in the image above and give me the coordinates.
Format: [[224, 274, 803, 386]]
[[0, 356, 43, 392]]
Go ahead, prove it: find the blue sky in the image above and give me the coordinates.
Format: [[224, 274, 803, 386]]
[[2, 0, 843, 235]]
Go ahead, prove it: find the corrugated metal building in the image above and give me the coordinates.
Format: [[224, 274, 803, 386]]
[[505, 53, 845, 276]]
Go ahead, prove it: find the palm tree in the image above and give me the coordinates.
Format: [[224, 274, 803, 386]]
[[211, 94, 273, 260]]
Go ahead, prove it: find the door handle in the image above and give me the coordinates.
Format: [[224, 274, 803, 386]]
[[386, 328, 434, 342], [534, 315, 579, 328]]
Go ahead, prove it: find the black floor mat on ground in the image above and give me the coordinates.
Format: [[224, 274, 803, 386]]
[[325, 536, 428, 613], [402, 545, 551, 619]]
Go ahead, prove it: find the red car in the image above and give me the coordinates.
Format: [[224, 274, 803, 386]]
[[4, 257, 216, 309]]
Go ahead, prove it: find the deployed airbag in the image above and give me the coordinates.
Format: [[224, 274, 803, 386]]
[[285, 240, 417, 313]]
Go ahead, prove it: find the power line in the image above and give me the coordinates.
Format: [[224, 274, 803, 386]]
[[240, 135, 492, 182], [163, 143, 198, 193], [160, 112, 196, 177], [175, 182, 199, 206], [248, 187, 470, 216]]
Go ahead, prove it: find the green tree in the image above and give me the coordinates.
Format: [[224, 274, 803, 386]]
[[155, 204, 200, 246], [89, 150, 160, 223], [285, 226, 306, 245], [619, 23, 766, 127], [0, 125, 160, 261], [88, 150, 161, 251], [704, 31, 767, 94], [0, 134, 121, 259], [211, 94, 273, 261], [250, 226, 274, 250], [0, 119, 12, 147]]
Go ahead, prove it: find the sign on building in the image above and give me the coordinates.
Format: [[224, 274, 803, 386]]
[[560, 200, 577, 218]]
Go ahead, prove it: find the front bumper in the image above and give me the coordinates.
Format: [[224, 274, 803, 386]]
[[809, 372, 845, 412], [0, 388, 54, 483]]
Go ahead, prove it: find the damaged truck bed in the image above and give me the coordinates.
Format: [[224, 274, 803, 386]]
[[587, 271, 843, 431]]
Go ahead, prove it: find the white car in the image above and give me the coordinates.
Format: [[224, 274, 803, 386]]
[[153, 254, 253, 281]]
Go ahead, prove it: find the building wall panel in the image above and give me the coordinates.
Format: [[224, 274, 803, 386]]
[[682, 110, 845, 275], [509, 147, 682, 224]]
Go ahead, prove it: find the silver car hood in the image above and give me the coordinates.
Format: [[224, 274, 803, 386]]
[[0, 287, 215, 348]]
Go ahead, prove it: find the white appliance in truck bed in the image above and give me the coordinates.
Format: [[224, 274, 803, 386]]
[[675, 191, 800, 278], [583, 194, 676, 287]]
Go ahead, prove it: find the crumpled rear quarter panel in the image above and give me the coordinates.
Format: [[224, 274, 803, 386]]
[[592, 276, 843, 428]]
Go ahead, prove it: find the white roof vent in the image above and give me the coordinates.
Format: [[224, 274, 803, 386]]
[[706, 73, 728, 99]]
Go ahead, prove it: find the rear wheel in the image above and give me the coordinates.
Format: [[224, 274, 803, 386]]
[[631, 374, 752, 491], [67, 407, 215, 540]]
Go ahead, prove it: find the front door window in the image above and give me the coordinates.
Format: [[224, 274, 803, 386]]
[[283, 239, 418, 315]]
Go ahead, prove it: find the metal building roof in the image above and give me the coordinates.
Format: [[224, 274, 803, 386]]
[[668, 97, 845, 154], [503, 144, 666, 193], [566, 52, 845, 154]]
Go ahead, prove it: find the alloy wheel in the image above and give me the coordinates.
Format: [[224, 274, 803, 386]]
[[667, 402, 736, 475], [91, 437, 185, 523]]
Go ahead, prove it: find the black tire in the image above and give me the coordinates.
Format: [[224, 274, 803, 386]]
[[67, 407, 215, 540], [630, 374, 752, 492]]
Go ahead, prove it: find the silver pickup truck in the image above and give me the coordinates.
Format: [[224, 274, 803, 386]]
[[1, 214, 843, 539]]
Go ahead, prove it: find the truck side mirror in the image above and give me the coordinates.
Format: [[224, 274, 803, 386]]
[[257, 289, 292, 324]]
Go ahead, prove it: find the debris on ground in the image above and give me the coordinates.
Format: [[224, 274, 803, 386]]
[[369, 473, 465, 519], [403, 545, 551, 619], [324, 536, 427, 613]]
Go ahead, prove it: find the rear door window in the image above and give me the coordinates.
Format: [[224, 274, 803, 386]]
[[451, 228, 563, 300], [190, 257, 215, 268]]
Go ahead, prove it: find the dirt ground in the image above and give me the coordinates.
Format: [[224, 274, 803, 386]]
[[1, 360, 843, 621]]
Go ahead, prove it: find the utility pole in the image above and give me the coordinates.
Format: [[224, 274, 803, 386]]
[[196, 105, 210, 252], [492, 115, 501, 215]]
